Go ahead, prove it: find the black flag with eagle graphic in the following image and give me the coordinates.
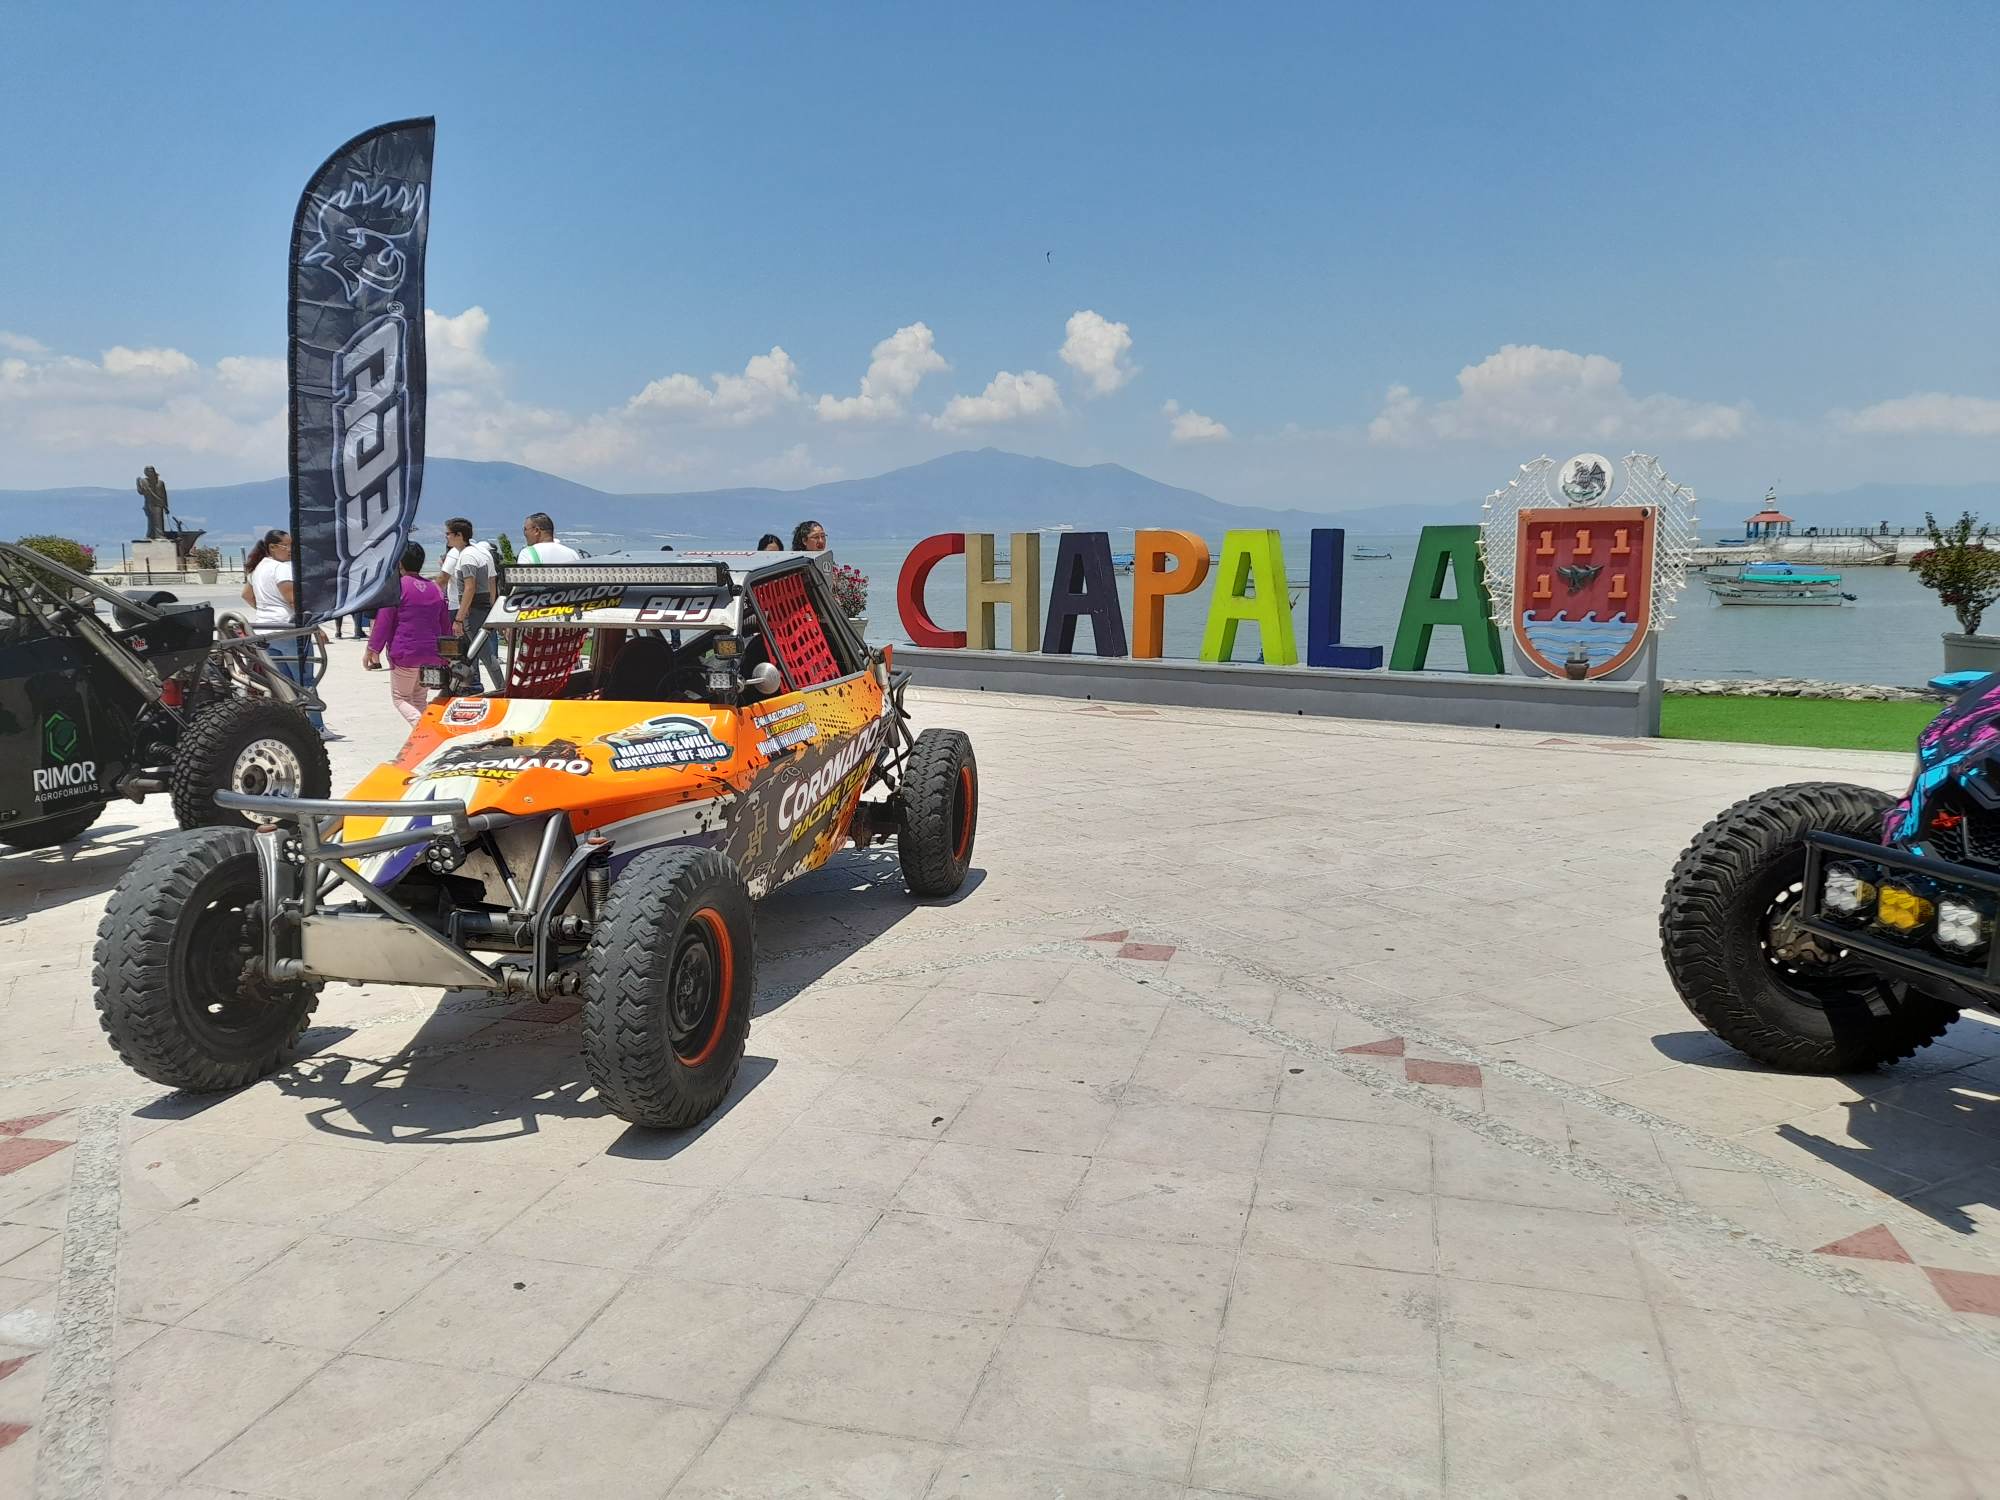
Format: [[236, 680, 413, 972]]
[[288, 117, 434, 625]]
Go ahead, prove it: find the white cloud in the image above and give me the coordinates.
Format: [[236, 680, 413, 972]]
[[1841, 392, 2000, 437], [1163, 398, 1230, 443], [930, 370, 1063, 431], [1368, 344, 1748, 446], [0, 338, 280, 482], [213, 355, 287, 407], [816, 322, 949, 423], [0, 332, 46, 355], [100, 345, 198, 380], [1060, 309, 1136, 396], [425, 306, 498, 385], [743, 443, 843, 486], [628, 345, 801, 426]]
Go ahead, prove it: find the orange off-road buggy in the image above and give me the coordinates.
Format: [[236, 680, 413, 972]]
[[92, 551, 978, 1128]]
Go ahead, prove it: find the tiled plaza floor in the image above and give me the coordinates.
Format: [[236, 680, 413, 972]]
[[4, 639, 2000, 1498]]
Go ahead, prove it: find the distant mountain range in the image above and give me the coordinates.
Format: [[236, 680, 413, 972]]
[[2, 448, 1992, 551]]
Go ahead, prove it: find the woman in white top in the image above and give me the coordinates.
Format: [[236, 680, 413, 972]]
[[241, 528, 328, 732]]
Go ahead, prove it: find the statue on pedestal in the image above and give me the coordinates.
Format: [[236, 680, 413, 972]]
[[138, 466, 174, 540], [132, 466, 205, 567]]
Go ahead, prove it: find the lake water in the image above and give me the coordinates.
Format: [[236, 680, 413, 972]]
[[581, 528, 1961, 687]]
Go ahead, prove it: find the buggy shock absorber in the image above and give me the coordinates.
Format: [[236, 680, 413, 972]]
[[583, 835, 611, 921]]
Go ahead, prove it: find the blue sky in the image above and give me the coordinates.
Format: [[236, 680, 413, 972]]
[[3, 0, 1995, 513]]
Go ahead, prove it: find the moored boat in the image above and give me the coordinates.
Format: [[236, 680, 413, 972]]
[[1704, 562, 1855, 606], [1352, 546, 1393, 560]]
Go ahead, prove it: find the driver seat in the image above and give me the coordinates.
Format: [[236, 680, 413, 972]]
[[600, 634, 673, 699]]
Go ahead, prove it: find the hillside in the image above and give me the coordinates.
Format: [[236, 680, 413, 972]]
[[2, 450, 1991, 550]]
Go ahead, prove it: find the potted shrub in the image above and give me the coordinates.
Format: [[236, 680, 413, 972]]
[[191, 544, 222, 584], [1909, 511, 2000, 674]]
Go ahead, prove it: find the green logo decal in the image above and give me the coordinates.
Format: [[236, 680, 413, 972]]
[[44, 711, 78, 762]]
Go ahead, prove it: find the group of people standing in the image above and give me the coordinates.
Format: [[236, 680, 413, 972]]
[[242, 511, 829, 735], [761, 519, 827, 553], [241, 511, 583, 732]]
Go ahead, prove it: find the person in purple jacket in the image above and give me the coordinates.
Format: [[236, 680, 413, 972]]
[[363, 542, 454, 725]]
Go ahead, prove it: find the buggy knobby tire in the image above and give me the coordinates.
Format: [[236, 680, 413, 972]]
[[581, 846, 754, 1129], [897, 728, 978, 898], [0, 802, 107, 850], [92, 826, 322, 1090], [169, 696, 331, 829], [1659, 781, 1956, 1072]]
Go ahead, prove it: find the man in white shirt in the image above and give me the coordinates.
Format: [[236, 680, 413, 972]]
[[443, 517, 504, 692], [519, 512, 582, 565]]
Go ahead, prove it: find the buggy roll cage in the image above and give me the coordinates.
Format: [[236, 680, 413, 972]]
[[0, 541, 324, 715]]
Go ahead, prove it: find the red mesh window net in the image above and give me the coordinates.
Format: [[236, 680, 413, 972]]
[[507, 628, 585, 699], [752, 572, 842, 689]]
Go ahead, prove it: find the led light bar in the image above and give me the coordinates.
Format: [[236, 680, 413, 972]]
[[501, 563, 730, 588]]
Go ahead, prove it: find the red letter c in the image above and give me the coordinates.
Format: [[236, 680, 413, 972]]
[[897, 533, 967, 648]]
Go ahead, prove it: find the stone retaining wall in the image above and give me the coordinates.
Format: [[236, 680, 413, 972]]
[[1664, 677, 1939, 702]]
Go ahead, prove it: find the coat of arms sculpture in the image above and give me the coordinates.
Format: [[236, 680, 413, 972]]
[[1479, 453, 1698, 682]]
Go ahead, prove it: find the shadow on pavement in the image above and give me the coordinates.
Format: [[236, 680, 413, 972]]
[[1773, 1080, 1999, 1236], [0, 823, 148, 923], [129, 845, 966, 1155]]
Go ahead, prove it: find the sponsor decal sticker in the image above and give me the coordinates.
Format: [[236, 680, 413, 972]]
[[442, 698, 493, 728], [33, 711, 99, 802], [509, 586, 626, 622], [416, 735, 591, 780], [776, 719, 884, 838], [605, 715, 733, 771], [756, 723, 818, 756]]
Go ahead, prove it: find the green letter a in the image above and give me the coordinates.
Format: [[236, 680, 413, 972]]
[[1389, 525, 1503, 673]]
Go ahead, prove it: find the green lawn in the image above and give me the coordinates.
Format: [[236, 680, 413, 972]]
[[1661, 693, 1938, 752]]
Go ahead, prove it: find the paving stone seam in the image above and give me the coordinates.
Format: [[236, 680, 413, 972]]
[[931, 985, 1173, 1490], [29, 1102, 121, 1500], [1078, 939, 2000, 1361], [1160, 915, 2000, 1271], [0, 916, 1087, 1099]]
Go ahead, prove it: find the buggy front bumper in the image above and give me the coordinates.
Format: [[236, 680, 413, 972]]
[[1799, 831, 2000, 1002], [216, 790, 605, 999]]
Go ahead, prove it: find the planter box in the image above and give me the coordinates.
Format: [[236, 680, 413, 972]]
[[1943, 633, 2000, 675]]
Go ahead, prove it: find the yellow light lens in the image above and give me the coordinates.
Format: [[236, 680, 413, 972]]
[[1876, 886, 1935, 932]]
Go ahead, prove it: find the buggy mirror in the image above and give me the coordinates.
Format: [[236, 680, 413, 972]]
[[744, 661, 782, 698]]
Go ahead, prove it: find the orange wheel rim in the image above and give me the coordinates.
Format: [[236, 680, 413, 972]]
[[952, 765, 977, 863], [672, 907, 734, 1067]]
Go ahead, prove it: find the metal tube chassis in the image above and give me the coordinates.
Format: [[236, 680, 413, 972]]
[[213, 667, 921, 1002], [1797, 830, 2000, 1013]]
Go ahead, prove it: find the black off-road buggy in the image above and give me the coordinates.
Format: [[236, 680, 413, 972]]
[[0, 541, 330, 850], [1660, 671, 2000, 1070]]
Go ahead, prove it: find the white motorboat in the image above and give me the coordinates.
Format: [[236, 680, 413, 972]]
[[1704, 562, 1855, 606]]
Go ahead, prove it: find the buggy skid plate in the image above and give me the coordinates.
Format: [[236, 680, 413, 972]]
[[216, 789, 519, 994], [1799, 830, 2000, 992]]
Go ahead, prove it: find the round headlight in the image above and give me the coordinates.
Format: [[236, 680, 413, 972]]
[[1936, 897, 1991, 955], [1875, 881, 1936, 938], [1823, 864, 1877, 921]]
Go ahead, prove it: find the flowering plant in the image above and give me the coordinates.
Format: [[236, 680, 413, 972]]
[[830, 562, 869, 618], [17, 535, 95, 576], [1909, 511, 2000, 636]]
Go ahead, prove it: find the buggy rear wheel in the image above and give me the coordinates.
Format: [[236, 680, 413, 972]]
[[0, 803, 107, 850], [581, 847, 754, 1129], [1659, 781, 1957, 1072], [169, 696, 331, 829], [92, 827, 321, 1090], [897, 728, 978, 898]]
